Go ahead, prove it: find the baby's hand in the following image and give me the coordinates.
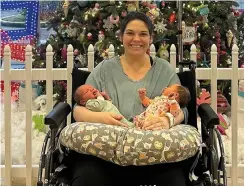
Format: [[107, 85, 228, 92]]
[[138, 88, 146, 97], [101, 92, 111, 101]]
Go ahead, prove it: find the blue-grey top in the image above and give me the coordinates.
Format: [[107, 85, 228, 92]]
[[86, 56, 188, 123]]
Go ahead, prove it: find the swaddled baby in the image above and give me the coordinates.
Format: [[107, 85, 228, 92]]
[[74, 84, 135, 127]]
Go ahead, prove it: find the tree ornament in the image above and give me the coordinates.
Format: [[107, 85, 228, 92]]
[[74, 54, 87, 68], [233, 9, 240, 17], [67, 25, 78, 38], [169, 11, 176, 24], [61, 44, 67, 60], [157, 42, 169, 60], [161, 1, 165, 7], [182, 21, 186, 36], [226, 56, 232, 67], [150, 3, 157, 9], [115, 30, 120, 39], [63, 0, 69, 18], [95, 3, 100, 9], [204, 22, 209, 29], [201, 54, 210, 68], [109, 0, 115, 5], [216, 31, 221, 64], [226, 29, 233, 48], [149, 7, 160, 18], [96, 19, 103, 29], [92, 5, 100, 17], [127, 3, 137, 12], [109, 15, 120, 24], [198, 4, 209, 16], [103, 18, 115, 31], [98, 31, 105, 41], [196, 43, 201, 60], [121, 10, 127, 17], [87, 33, 93, 40], [154, 21, 167, 33], [141, 1, 149, 7], [74, 49, 79, 56], [78, 29, 86, 43], [77, 1, 88, 8]]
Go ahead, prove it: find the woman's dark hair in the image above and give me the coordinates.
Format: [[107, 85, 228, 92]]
[[120, 11, 153, 36]]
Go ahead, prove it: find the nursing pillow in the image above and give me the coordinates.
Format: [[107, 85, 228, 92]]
[[60, 122, 200, 166]]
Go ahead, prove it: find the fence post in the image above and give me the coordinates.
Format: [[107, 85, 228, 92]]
[[108, 44, 115, 59], [88, 44, 94, 72], [170, 44, 176, 70], [190, 44, 197, 62], [150, 44, 156, 57], [4, 45, 12, 186], [210, 44, 217, 112], [67, 44, 73, 125], [25, 44, 33, 186], [46, 44, 53, 116], [231, 44, 239, 186]]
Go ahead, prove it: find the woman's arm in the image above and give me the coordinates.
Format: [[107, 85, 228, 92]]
[[73, 105, 128, 127]]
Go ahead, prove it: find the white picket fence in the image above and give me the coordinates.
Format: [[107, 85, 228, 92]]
[[0, 43, 244, 186]]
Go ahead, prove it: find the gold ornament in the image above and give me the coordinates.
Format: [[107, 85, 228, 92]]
[[63, 0, 69, 18], [127, 4, 137, 12]]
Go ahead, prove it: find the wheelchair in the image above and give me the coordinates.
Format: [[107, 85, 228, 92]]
[[37, 60, 227, 186]]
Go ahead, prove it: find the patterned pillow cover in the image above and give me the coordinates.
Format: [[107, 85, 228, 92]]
[[59, 122, 201, 166]]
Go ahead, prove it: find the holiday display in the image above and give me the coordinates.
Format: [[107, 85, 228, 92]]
[[30, 0, 243, 103], [0, 1, 39, 61]]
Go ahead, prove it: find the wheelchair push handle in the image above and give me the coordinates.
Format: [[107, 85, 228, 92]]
[[178, 60, 196, 72]]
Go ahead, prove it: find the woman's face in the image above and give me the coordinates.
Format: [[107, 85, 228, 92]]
[[121, 19, 152, 56]]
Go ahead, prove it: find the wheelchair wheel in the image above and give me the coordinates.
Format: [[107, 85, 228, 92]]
[[209, 128, 227, 186]]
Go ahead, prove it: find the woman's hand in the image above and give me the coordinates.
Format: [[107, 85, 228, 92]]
[[73, 105, 127, 127], [96, 112, 128, 127], [142, 116, 170, 130]]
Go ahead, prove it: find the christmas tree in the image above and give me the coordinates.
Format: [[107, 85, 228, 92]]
[[33, 0, 243, 103]]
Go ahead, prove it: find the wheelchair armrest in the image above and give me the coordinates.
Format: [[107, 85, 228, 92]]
[[44, 102, 71, 129], [197, 103, 219, 129]]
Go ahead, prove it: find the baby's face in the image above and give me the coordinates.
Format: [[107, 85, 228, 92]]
[[80, 85, 99, 103]]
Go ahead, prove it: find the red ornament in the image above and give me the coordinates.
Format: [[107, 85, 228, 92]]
[[61, 45, 67, 60], [169, 11, 176, 24], [233, 10, 240, 17], [121, 10, 127, 17], [74, 49, 79, 56], [161, 1, 165, 7], [87, 33, 93, 40]]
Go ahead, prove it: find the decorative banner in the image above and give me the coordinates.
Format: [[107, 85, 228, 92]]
[[39, 1, 61, 21], [182, 25, 197, 45], [0, 0, 39, 61]]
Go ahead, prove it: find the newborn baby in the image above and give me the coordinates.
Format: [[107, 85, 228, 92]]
[[74, 84, 135, 128], [134, 84, 191, 129]]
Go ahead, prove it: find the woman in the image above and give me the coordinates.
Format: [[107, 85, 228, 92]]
[[71, 12, 188, 185]]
